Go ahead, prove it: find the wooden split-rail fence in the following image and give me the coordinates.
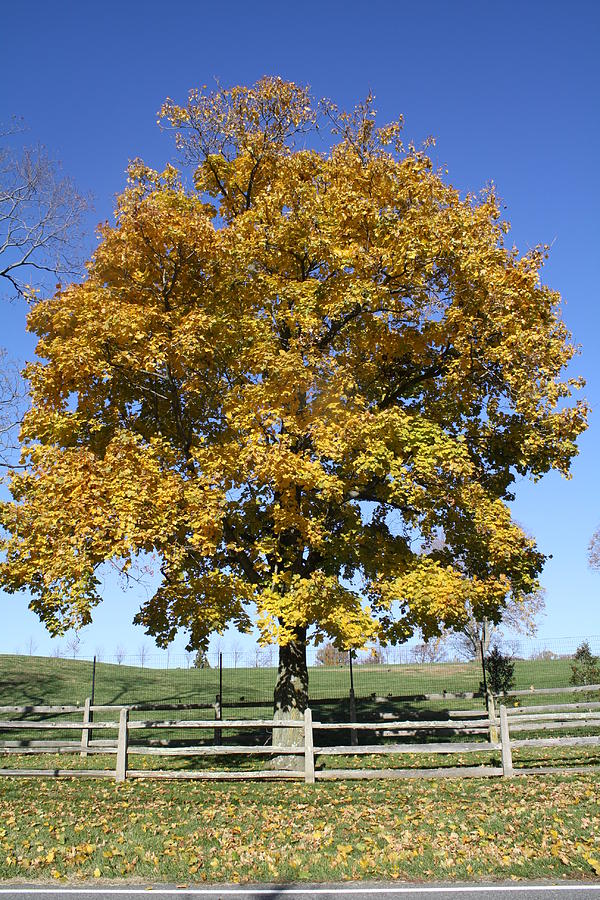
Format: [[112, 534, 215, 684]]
[[0, 684, 599, 783]]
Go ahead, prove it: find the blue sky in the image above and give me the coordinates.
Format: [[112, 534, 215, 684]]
[[1, 0, 599, 659]]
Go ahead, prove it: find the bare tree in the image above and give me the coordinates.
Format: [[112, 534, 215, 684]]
[[254, 646, 274, 668], [94, 646, 104, 662], [231, 643, 244, 669], [0, 348, 26, 466], [115, 645, 125, 665], [358, 643, 389, 665], [0, 125, 91, 469], [448, 591, 546, 661], [0, 122, 91, 300], [65, 632, 81, 658], [315, 643, 348, 666], [25, 635, 38, 656], [138, 643, 148, 667], [422, 533, 546, 660], [51, 642, 63, 658], [590, 528, 600, 571], [411, 638, 448, 664]]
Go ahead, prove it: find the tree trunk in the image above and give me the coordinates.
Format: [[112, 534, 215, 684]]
[[481, 619, 491, 656], [274, 628, 308, 716], [270, 628, 308, 769]]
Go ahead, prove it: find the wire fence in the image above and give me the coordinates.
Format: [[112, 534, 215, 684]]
[[2, 636, 598, 716]]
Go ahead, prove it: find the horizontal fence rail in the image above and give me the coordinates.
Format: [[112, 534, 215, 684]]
[[503, 683, 600, 697], [1, 685, 599, 783]]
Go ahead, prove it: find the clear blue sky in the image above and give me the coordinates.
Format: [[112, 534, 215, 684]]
[[1, 0, 599, 660]]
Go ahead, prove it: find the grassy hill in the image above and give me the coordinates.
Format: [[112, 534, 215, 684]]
[[0, 651, 576, 713]]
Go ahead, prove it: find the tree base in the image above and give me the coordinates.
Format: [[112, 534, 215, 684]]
[[264, 753, 304, 771]]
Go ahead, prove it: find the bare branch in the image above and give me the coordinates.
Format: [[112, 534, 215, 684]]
[[0, 137, 92, 300], [0, 348, 26, 467]]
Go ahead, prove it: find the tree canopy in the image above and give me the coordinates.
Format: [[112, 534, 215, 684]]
[[0, 78, 588, 712]]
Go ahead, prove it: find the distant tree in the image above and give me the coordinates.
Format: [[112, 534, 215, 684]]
[[589, 530, 600, 571], [0, 124, 90, 470], [0, 122, 90, 300], [482, 647, 515, 696], [115, 645, 125, 665], [65, 632, 81, 658], [25, 636, 37, 656], [94, 646, 104, 662], [0, 349, 25, 466], [138, 643, 148, 667], [254, 646, 275, 667], [231, 644, 244, 669], [448, 591, 546, 661], [570, 641, 600, 687], [193, 649, 211, 668], [364, 645, 388, 665], [411, 638, 447, 664], [422, 535, 546, 661], [315, 643, 348, 667], [531, 648, 559, 661], [51, 642, 63, 658]]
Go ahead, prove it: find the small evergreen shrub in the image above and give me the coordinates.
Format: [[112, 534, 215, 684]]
[[481, 647, 515, 696], [570, 641, 600, 686]]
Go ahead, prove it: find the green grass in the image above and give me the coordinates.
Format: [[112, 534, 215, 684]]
[[1, 771, 599, 883], [0, 652, 582, 712], [2, 654, 598, 885]]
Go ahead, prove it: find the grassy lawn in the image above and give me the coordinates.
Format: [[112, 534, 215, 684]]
[[2, 654, 597, 885], [0, 771, 599, 883]]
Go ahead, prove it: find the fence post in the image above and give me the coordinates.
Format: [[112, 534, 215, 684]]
[[89, 656, 96, 746], [80, 697, 91, 757], [214, 694, 222, 745], [90, 655, 97, 705], [488, 691, 498, 744], [116, 707, 129, 782], [349, 650, 358, 746], [304, 707, 315, 784], [499, 704, 513, 777], [219, 652, 223, 709]]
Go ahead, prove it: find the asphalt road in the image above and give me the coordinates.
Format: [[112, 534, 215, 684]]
[[1, 883, 600, 899]]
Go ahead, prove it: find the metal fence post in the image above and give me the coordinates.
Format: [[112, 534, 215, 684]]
[[89, 655, 96, 746], [214, 694, 222, 745], [90, 655, 97, 705], [499, 704, 513, 777], [80, 697, 91, 757], [219, 652, 223, 712], [349, 650, 357, 746], [116, 707, 129, 782], [304, 707, 315, 783]]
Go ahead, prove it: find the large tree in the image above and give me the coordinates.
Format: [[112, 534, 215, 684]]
[[0, 79, 587, 719]]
